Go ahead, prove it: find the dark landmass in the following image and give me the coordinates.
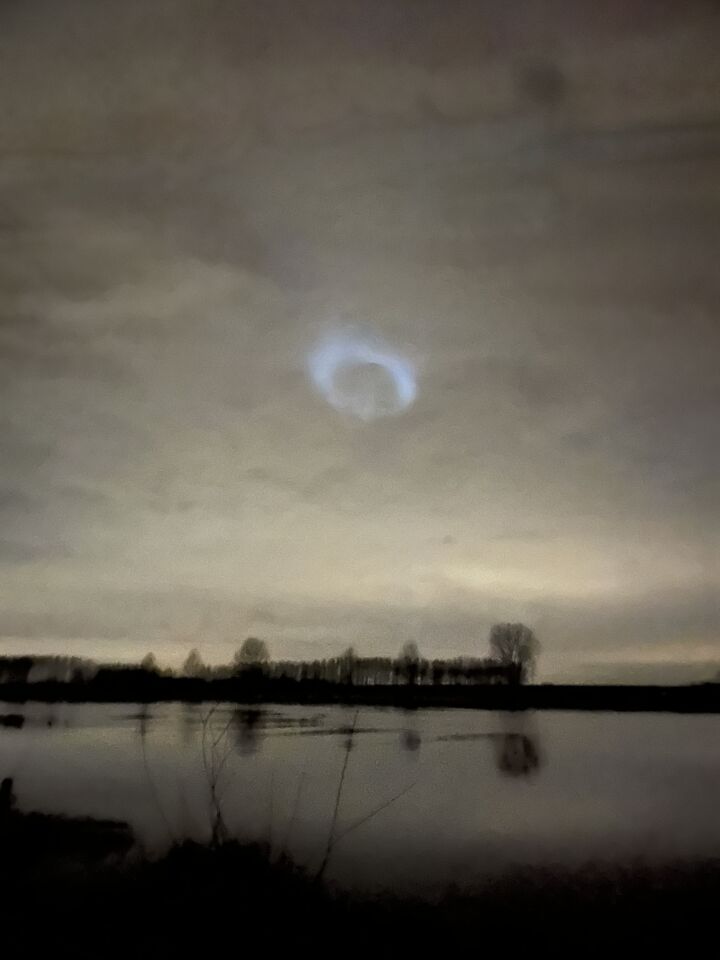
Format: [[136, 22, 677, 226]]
[[1, 673, 720, 713], [2, 800, 720, 956], [3, 811, 133, 870], [0, 713, 24, 728]]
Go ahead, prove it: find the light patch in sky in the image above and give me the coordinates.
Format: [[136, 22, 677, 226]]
[[307, 329, 417, 421]]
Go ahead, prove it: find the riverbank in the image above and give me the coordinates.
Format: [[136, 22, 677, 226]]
[[3, 752, 720, 954], [2, 827, 720, 955], [2, 678, 720, 712]]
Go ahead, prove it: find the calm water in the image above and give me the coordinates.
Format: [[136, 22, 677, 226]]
[[2, 701, 720, 893]]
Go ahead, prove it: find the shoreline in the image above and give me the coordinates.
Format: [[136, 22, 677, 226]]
[[1, 680, 720, 713]]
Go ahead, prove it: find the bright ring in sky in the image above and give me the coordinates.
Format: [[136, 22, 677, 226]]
[[307, 330, 417, 421]]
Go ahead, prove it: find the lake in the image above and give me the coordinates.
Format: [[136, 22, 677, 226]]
[[2, 701, 720, 894]]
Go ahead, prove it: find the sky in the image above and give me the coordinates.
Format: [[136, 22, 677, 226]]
[[1, 0, 718, 681]]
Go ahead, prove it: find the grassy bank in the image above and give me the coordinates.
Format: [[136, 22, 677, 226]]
[[5, 844, 720, 955], [2, 812, 720, 956]]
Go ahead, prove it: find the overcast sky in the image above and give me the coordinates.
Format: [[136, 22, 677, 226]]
[[1, 1, 718, 680]]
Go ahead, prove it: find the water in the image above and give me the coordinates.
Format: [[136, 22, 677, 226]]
[[2, 701, 720, 893]]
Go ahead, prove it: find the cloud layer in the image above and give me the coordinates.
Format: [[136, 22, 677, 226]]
[[1, 1, 719, 677]]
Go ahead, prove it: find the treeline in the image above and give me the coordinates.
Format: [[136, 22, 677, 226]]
[[0, 622, 542, 689], [173, 624, 541, 686], [174, 640, 516, 687], [2, 651, 515, 688], [0, 655, 95, 685]]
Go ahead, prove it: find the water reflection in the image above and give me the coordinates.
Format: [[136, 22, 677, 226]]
[[492, 733, 541, 777], [132, 704, 176, 843], [232, 707, 265, 755], [401, 729, 422, 753], [339, 711, 358, 752], [180, 702, 200, 747], [492, 713, 542, 778], [435, 718, 543, 778], [4, 702, 720, 894], [130, 704, 155, 741]]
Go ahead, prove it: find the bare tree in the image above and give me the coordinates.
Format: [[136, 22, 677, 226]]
[[431, 661, 447, 685], [315, 710, 415, 881], [182, 648, 205, 678], [489, 622, 540, 684], [397, 641, 421, 686], [233, 637, 269, 674], [233, 637, 270, 681], [140, 652, 159, 673], [339, 646, 357, 685], [201, 707, 234, 846]]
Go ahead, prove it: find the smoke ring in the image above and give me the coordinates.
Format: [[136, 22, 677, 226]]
[[307, 331, 417, 420]]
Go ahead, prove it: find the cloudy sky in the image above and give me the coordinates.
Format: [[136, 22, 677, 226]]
[[1, 1, 718, 680]]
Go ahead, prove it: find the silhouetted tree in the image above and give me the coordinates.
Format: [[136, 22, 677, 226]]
[[200, 707, 232, 845], [70, 667, 87, 685], [489, 622, 540, 684], [431, 661, 446, 685], [182, 648, 206, 678], [339, 646, 357, 685], [140, 652, 159, 674], [447, 662, 463, 684], [233, 637, 270, 679], [397, 642, 421, 685], [0, 657, 32, 684]]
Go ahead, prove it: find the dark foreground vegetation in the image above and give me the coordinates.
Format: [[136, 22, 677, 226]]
[[2, 793, 720, 956], [2, 673, 720, 713]]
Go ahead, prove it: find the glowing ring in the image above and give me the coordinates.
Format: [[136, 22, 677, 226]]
[[307, 330, 417, 421]]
